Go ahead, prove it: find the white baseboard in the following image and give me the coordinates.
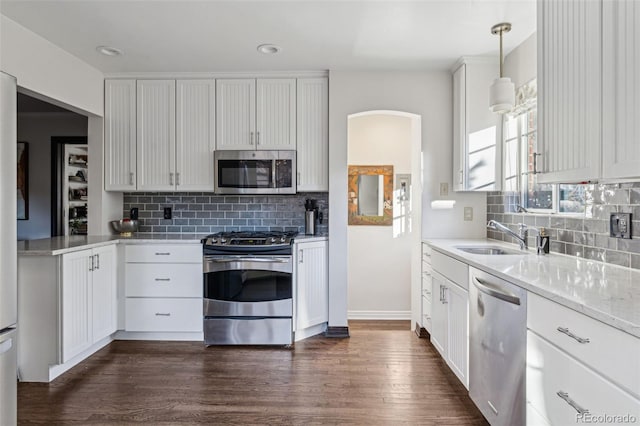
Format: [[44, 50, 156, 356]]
[[347, 310, 412, 320]]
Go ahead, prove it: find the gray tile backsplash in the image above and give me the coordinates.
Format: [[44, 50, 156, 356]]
[[124, 192, 328, 236], [487, 183, 640, 270]]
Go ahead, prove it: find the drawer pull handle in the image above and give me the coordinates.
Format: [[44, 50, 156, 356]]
[[155, 252, 171, 256], [557, 327, 590, 344], [155, 313, 171, 317], [154, 278, 171, 282], [556, 391, 589, 415]]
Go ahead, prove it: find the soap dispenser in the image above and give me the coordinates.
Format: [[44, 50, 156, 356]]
[[536, 228, 550, 255]]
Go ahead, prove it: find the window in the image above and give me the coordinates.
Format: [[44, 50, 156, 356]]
[[504, 81, 586, 214]]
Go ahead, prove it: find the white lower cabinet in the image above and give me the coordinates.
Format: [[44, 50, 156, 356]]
[[421, 243, 432, 333], [431, 269, 469, 388], [294, 239, 328, 340], [18, 244, 117, 382], [527, 293, 640, 425], [61, 245, 117, 363], [123, 244, 203, 336]]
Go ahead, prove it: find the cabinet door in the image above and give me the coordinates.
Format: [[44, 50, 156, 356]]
[[137, 80, 176, 191], [176, 79, 215, 190], [104, 79, 137, 190], [296, 240, 328, 330], [296, 78, 328, 191], [256, 79, 296, 150], [537, 0, 601, 183], [91, 245, 117, 343], [61, 250, 92, 363], [216, 79, 256, 150], [446, 281, 468, 388], [430, 272, 447, 357], [602, 0, 640, 179]]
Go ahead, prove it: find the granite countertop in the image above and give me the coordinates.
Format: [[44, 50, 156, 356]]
[[425, 238, 640, 338], [18, 234, 204, 256]]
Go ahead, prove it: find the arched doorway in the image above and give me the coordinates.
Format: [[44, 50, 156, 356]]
[[347, 110, 422, 321]]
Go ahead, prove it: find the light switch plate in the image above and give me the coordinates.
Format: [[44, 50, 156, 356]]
[[439, 182, 449, 197], [610, 213, 632, 238], [464, 206, 473, 221]]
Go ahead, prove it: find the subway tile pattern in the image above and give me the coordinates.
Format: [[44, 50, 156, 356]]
[[487, 184, 640, 270], [123, 192, 328, 236]]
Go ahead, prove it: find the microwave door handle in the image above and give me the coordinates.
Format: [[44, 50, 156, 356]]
[[272, 161, 277, 189]]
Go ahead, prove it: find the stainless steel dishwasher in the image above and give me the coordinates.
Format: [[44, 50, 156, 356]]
[[469, 266, 527, 426]]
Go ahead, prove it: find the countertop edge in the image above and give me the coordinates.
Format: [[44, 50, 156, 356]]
[[424, 239, 640, 339]]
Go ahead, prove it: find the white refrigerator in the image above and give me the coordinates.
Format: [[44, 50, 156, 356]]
[[0, 71, 18, 425]]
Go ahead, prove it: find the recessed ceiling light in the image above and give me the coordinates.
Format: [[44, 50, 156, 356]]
[[257, 44, 281, 55], [96, 45, 124, 57]]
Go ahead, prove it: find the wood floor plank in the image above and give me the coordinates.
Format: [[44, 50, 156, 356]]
[[18, 320, 488, 425]]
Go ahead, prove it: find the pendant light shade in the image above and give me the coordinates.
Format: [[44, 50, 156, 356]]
[[489, 77, 515, 113], [489, 22, 514, 114]]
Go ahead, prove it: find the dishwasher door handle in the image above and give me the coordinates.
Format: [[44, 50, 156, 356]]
[[472, 277, 521, 305]]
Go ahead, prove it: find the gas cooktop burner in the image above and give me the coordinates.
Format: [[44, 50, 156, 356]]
[[202, 231, 298, 247]]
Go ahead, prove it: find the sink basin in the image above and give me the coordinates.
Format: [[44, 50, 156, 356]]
[[454, 245, 527, 255]]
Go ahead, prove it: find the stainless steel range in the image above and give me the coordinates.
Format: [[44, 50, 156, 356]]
[[202, 231, 296, 345]]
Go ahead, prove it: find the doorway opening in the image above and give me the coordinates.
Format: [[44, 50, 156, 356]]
[[346, 110, 422, 320]]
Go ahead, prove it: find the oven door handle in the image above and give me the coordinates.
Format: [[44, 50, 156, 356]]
[[207, 257, 290, 263]]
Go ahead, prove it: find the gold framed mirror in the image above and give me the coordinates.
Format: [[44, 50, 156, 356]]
[[348, 165, 393, 226]]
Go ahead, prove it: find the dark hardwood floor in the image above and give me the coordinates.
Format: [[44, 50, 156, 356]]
[[18, 321, 487, 425]]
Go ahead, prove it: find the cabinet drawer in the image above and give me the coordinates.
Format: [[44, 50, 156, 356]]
[[422, 244, 432, 264], [421, 279, 432, 302], [527, 331, 640, 425], [125, 263, 202, 297], [422, 314, 431, 332], [125, 298, 202, 332], [528, 292, 640, 398], [431, 250, 468, 289], [422, 295, 431, 316], [125, 244, 202, 264]]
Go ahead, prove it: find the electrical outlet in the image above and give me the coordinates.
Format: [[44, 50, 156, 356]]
[[464, 206, 473, 221], [610, 213, 632, 238], [439, 182, 449, 197], [163, 207, 172, 220]]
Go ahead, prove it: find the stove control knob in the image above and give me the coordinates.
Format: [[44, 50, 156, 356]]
[[271, 237, 276, 243], [210, 238, 217, 244], [280, 236, 286, 243], [220, 238, 227, 244]]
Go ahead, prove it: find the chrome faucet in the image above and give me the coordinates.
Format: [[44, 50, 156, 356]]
[[487, 220, 529, 250]]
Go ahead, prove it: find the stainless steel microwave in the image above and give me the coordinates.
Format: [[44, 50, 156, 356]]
[[214, 150, 296, 194]]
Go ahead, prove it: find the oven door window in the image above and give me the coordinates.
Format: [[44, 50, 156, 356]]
[[205, 270, 292, 302], [218, 159, 273, 189]]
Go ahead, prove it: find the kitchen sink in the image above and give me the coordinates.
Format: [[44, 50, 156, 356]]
[[454, 246, 527, 255]]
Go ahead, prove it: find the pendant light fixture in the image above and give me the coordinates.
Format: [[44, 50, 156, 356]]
[[489, 22, 515, 113]]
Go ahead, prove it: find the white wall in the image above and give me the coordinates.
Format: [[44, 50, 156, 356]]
[[0, 15, 104, 116], [16, 113, 87, 240], [1, 15, 122, 236], [347, 114, 414, 319], [329, 71, 487, 329], [504, 32, 537, 88]]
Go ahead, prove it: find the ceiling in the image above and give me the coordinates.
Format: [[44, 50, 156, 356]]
[[1, 1, 536, 74]]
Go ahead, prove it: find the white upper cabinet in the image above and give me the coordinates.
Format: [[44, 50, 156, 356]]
[[136, 80, 176, 191], [537, 0, 602, 183], [602, 0, 640, 180], [104, 80, 137, 190], [176, 79, 216, 190], [452, 59, 502, 191], [296, 78, 328, 192], [216, 78, 296, 151], [216, 79, 256, 150], [256, 79, 296, 150]]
